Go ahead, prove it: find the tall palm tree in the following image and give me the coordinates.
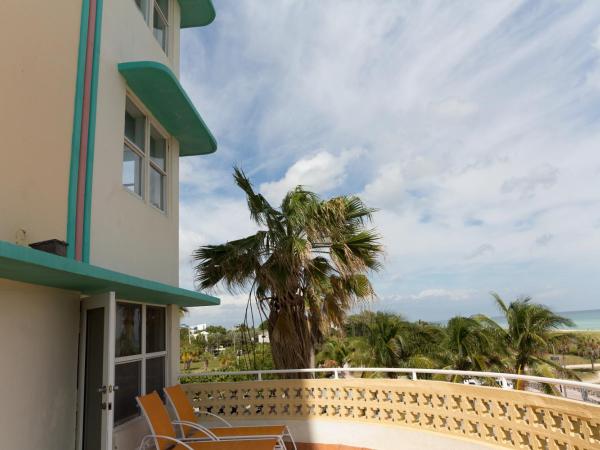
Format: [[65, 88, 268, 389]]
[[194, 168, 383, 370], [442, 316, 505, 374], [489, 293, 574, 389]]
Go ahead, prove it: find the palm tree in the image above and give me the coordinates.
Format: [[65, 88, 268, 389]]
[[577, 336, 600, 370], [317, 337, 349, 366], [489, 293, 574, 389], [364, 313, 406, 369], [442, 316, 504, 373], [194, 168, 383, 370], [403, 321, 445, 361]]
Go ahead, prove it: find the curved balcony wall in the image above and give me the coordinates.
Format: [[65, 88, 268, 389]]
[[180, 378, 600, 450]]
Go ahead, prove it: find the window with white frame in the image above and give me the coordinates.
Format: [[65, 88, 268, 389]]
[[122, 97, 168, 211], [114, 302, 167, 425], [133, 0, 170, 54]]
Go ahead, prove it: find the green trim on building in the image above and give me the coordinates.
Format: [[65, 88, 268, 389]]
[[67, 0, 91, 259], [0, 241, 220, 307], [179, 0, 216, 28], [82, 0, 104, 263], [118, 61, 217, 156]]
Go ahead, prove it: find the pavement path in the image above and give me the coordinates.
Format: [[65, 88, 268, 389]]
[[565, 363, 597, 370]]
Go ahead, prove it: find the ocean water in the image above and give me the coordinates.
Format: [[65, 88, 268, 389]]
[[492, 309, 600, 330], [557, 309, 600, 331]]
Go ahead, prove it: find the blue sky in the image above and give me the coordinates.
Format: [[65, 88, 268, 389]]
[[177, 0, 600, 327]]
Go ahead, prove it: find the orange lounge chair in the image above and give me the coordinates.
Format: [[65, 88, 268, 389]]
[[136, 391, 279, 450], [164, 384, 296, 450]]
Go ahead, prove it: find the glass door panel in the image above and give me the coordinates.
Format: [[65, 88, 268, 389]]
[[77, 292, 116, 450]]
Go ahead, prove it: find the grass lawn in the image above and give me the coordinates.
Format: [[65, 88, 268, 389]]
[[180, 358, 221, 372]]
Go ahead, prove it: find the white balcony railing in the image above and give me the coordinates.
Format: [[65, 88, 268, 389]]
[[179, 367, 600, 404], [178, 368, 600, 449]]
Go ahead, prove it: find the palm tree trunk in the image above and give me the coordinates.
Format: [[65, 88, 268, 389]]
[[268, 303, 314, 376], [515, 364, 525, 391]]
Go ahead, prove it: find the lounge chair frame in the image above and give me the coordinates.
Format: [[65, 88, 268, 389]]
[[164, 385, 297, 450], [136, 392, 281, 450]]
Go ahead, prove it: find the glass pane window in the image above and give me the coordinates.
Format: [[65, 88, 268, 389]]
[[153, 6, 168, 52], [114, 303, 167, 426], [122, 146, 142, 196], [150, 127, 166, 171], [146, 356, 166, 399], [114, 361, 141, 425], [123, 96, 168, 210], [156, 0, 169, 19], [149, 167, 165, 210], [116, 303, 142, 357], [134, 0, 169, 55], [146, 306, 166, 353], [124, 99, 145, 150]]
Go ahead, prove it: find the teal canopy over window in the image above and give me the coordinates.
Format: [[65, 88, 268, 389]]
[[179, 0, 216, 28], [118, 61, 217, 157], [0, 241, 220, 307]]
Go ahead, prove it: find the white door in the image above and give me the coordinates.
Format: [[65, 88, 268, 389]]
[[77, 292, 116, 450]]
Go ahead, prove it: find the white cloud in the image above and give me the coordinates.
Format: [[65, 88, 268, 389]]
[[362, 165, 406, 209], [411, 289, 476, 301], [501, 165, 559, 199], [259, 149, 363, 204], [465, 244, 495, 260], [535, 233, 554, 247], [433, 98, 478, 118], [183, 293, 253, 328], [179, 197, 258, 290], [593, 26, 600, 50], [179, 158, 230, 194], [178, 0, 600, 323]]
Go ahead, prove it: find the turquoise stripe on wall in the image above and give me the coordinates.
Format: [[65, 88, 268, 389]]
[[82, 0, 104, 263], [66, 0, 91, 259]]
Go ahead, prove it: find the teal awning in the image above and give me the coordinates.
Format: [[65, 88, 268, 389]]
[[118, 61, 217, 156], [0, 241, 220, 307], [179, 0, 216, 28]]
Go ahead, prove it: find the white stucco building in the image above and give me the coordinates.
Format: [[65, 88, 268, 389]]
[[0, 1, 218, 449]]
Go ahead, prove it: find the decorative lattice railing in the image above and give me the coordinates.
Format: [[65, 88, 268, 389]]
[[180, 378, 600, 450]]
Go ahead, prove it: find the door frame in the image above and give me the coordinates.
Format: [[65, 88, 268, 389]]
[[76, 291, 116, 450]]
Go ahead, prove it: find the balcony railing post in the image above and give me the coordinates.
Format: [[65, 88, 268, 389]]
[[333, 369, 339, 379], [257, 372, 262, 381], [412, 371, 417, 381]]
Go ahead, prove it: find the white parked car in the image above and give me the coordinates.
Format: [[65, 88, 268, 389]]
[[496, 377, 514, 390], [463, 377, 514, 389]]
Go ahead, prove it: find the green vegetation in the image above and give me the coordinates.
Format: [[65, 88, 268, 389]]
[[180, 294, 596, 390], [313, 295, 591, 388], [576, 335, 600, 370], [193, 168, 383, 370]]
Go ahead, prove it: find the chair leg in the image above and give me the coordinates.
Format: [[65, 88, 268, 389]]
[[285, 427, 298, 450]]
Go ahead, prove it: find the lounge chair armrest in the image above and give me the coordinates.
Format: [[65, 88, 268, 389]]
[[172, 420, 218, 440], [195, 410, 233, 427], [139, 434, 195, 450]]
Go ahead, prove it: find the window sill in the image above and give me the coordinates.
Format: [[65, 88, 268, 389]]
[[121, 185, 169, 218]]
